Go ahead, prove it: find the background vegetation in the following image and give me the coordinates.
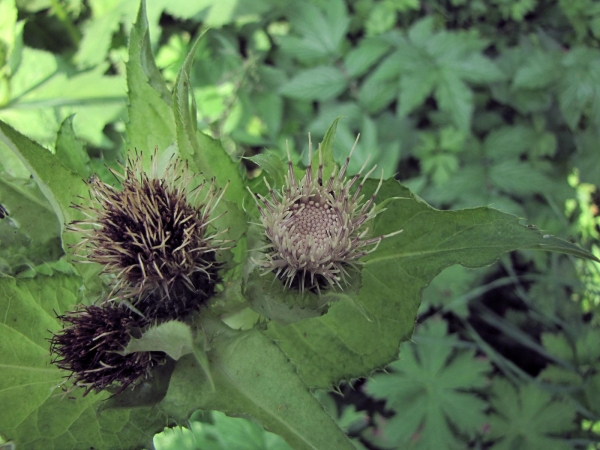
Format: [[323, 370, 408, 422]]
[[1, 0, 599, 448]]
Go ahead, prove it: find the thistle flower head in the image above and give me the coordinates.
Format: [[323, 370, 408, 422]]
[[250, 135, 401, 292], [70, 150, 228, 319], [49, 304, 163, 396]]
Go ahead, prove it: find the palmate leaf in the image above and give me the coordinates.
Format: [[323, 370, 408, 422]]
[[379, 17, 505, 131], [0, 274, 166, 449], [487, 379, 577, 450], [364, 320, 490, 449]]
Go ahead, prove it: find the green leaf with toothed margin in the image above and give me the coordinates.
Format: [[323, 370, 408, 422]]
[[159, 315, 355, 450], [0, 274, 167, 450], [125, 0, 176, 166], [0, 120, 86, 249], [264, 179, 598, 389], [173, 31, 246, 209]]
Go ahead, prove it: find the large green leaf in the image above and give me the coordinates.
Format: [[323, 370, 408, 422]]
[[159, 316, 355, 450], [125, 0, 176, 161], [264, 179, 597, 389], [0, 274, 166, 449]]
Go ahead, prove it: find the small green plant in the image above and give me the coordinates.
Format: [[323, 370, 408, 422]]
[[1, 1, 599, 450]]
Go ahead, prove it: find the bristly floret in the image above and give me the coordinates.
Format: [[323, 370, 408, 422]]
[[70, 150, 229, 319], [249, 135, 402, 293], [49, 304, 164, 396]]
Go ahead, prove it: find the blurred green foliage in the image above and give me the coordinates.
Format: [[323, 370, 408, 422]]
[[1, 0, 600, 448]]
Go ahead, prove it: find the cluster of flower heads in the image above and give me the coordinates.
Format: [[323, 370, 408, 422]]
[[51, 150, 228, 395], [250, 135, 401, 293], [50, 137, 399, 396]]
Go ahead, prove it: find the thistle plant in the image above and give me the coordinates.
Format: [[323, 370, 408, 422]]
[[249, 136, 402, 292], [70, 151, 229, 320], [3, 5, 599, 448], [49, 304, 164, 396]]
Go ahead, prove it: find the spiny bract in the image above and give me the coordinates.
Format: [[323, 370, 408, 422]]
[[249, 136, 401, 292], [70, 150, 228, 319], [49, 304, 163, 396]]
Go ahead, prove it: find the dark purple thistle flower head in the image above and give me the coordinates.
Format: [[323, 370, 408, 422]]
[[49, 304, 163, 396], [70, 150, 229, 319]]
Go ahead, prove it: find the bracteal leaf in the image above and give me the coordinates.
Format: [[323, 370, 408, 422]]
[[159, 316, 355, 450], [265, 179, 598, 389]]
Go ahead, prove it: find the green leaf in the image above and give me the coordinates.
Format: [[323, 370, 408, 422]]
[[435, 72, 473, 132], [483, 125, 537, 160], [487, 379, 577, 450], [574, 128, 600, 186], [124, 320, 194, 360], [154, 410, 292, 450], [173, 31, 246, 208], [284, 1, 349, 60], [512, 51, 559, 90], [358, 76, 398, 114], [0, 46, 126, 149], [558, 47, 600, 130], [245, 270, 331, 325], [125, 0, 176, 161], [0, 0, 19, 79], [318, 117, 340, 181], [280, 67, 348, 102], [489, 160, 555, 196], [159, 317, 355, 450], [0, 274, 166, 449], [124, 320, 215, 390], [421, 264, 485, 316], [344, 38, 392, 78], [264, 179, 597, 390], [0, 173, 60, 245], [398, 71, 437, 117], [55, 115, 90, 177], [75, 0, 138, 68], [0, 120, 87, 239], [365, 320, 490, 449], [246, 151, 287, 189], [376, 22, 501, 129], [365, 1, 397, 36]]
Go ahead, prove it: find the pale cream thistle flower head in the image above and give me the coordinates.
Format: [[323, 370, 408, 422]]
[[249, 135, 402, 293]]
